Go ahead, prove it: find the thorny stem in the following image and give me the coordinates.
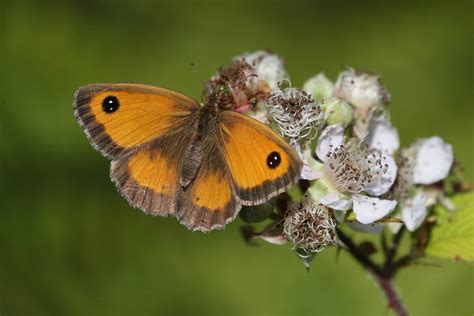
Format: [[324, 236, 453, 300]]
[[336, 228, 410, 316]]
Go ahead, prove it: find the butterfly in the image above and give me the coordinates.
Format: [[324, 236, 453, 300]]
[[73, 83, 302, 232]]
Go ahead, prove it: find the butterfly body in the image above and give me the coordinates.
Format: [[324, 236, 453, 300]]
[[74, 83, 302, 232]]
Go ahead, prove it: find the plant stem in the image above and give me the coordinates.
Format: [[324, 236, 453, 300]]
[[382, 227, 406, 277], [370, 272, 409, 316], [336, 228, 410, 316]]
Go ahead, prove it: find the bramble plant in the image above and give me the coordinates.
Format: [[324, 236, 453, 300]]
[[205, 51, 473, 316]]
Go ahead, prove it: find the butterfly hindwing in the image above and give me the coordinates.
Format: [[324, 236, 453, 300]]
[[177, 126, 240, 232], [111, 129, 194, 217], [73, 83, 197, 158], [218, 111, 303, 205]]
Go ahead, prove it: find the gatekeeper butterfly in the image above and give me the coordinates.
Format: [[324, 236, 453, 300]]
[[73, 83, 302, 232]]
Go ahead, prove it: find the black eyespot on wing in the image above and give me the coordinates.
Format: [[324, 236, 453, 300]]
[[266, 151, 281, 169], [102, 95, 120, 113]]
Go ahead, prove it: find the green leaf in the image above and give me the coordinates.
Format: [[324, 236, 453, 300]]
[[425, 192, 474, 262]]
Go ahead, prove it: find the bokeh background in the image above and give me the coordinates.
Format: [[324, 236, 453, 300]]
[[1, 0, 473, 315]]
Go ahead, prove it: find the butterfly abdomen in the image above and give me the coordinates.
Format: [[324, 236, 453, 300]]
[[180, 108, 220, 189]]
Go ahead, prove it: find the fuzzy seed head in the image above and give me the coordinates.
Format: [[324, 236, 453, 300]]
[[284, 196, 337, 255], [266, 88, 323, 140]]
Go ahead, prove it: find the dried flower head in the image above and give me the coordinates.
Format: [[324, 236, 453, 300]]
[[266, 87, 323, 141], [204, 59, 269, 111], [236, 50, 288, 91], [284, 195, 337, 255]]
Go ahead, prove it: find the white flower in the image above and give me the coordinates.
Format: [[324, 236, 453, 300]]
[[236, 50, 288, 91], [309, 124, 398, 224], [391, 136, 454, 231], [266, 87, 323, 141], [302, 73, 334, 101], [412, 136, 454, 185], [318, 127, 395, 196], [334, 68, 391, 138], [334, 68, 390, 111]]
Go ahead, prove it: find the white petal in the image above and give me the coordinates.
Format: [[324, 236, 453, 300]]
[[364, 118, 400, 154], [413, 136, 454, 185], [364, 154, 397, 196], [320, 192, 352, 211], [259, 235, 287, 245], [316, 124, 344, 162], [291, 142, 323, 180], [401, 192, 429, 231], [300, 164, 323, 180], [352, 194, 397, 224], [347, 222, 384, 234]]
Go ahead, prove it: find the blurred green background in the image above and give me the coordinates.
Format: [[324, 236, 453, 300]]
[[1, 0, 473, 315]]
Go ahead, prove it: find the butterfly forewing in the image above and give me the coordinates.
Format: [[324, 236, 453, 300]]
[[73, 83, 197, 158]]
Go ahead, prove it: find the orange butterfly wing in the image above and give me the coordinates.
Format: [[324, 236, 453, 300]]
[[177, 140, 239, 232], [73, 83, 196, 158], [111, 131, 193, 217], [218, 111, 303, 205], [74, 83, 198, 218]]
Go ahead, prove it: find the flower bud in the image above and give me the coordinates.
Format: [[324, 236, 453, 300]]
[[322, 98, 353, 127], [302, 73, 334, 101]]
